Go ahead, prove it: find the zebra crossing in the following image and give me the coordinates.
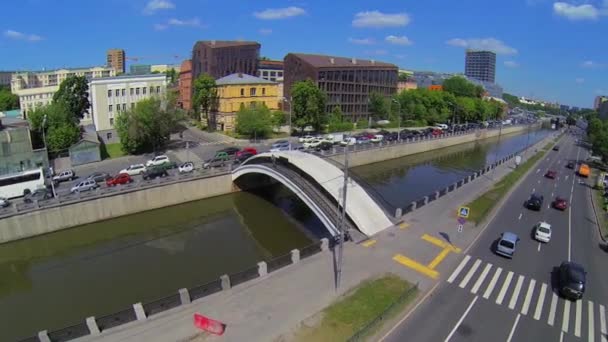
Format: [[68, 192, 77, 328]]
[[448, 255, 608, 341]]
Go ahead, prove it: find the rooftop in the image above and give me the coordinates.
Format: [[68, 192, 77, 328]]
[[13, 66, 113, 74], [195, 40, 260, 49], [258, 60, 284, 69], [216, 73, 276, 86], [288, 53, 397, 68], [90, 73, 167, 83]]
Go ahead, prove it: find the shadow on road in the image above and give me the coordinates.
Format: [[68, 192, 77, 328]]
[[599, 242, 608, 253], [550, 266, 560, 296], [439, 232, 452, 245]]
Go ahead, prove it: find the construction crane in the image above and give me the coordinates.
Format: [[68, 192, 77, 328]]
[[126, 54, 184, 62]]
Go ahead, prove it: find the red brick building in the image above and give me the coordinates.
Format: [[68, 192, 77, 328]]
[[178, 60, 193, 111]]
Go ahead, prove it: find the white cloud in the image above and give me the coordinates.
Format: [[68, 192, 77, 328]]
[[553, 2, 599, 20], [258, 28, 273, 35], [446, 37, 518, 55], [581, 60, 604, 68], [253, 7, 306, 20], [385, 35, 413, 45], [154, 18, 202, 30], [575, 77, 585, 84], [143, 0, 175, 15], [504, 60, 520, 68], [4, 29, 42, 42], [348, 37, 375, 45], [352, 11, 410, 28]]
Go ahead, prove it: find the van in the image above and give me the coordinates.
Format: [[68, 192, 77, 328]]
[[496, 232, 520, 258], [578, 163, 590, 178]]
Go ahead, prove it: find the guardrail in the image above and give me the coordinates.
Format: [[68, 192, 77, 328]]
[[19, 239, 333, 342]]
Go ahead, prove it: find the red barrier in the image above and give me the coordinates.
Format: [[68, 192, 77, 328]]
[[193, 313, 226, 335]]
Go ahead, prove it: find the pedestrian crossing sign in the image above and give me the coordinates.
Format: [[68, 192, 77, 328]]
[[458, 206, 470, 218]]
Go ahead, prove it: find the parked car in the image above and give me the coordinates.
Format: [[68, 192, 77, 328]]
[[203, 153, 230, 169], [553, 145, 560, 151], [120, 164, 147, 176], [371, 135, 384, 143], [431, 129, 443, 136], [237, 147, 258, 157], [558, 261, 586, 300], [298, 135, 315, 143], [566, 161, 575, 169], [340, 137, 356, 146], [216, 147, 240, 156], [315, 142, 334, 152], [235, 151, 255, 164], [178, 162, 195, 173], [146, 155, 170, 167], [495, 232, 520, 258], [270, 140, 290, 152], [52, 169, 76, 183], [23, 188, 53, 203], [303, 139, 323, 149], [106, 173, 133, 186], [357, 137, 370, 144], [553, 196, 568, 210], [526, 194, 544, 211], [0, 197, 9, 208], [142, 166, 169, 180], [545, 170, 557, 179], [87, 172, 112, 183], [70, 179, 99, 193], [534, 221, 552, 243], [436, 123, 449, 130]]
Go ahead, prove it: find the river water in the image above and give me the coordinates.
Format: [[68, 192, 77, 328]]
[[0, 128, 551, 341]]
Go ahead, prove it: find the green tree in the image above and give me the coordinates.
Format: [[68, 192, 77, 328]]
[[192, 73, 218, 131], [52, 75, 90, 121], [369, 92, 389, 121], [0, 87, 19, 111], [235, 104, 273, 138], [327, 106, 353, 132], [443, 76, 484, 98], [271, 110, 287, 130], [46, 123, 81, 151], [291, 79, 327, 132], [27, 101, 81, 151], [166, 68, 178, 84]]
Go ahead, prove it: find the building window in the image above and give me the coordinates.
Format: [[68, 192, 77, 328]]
[[109, 104, 113, 112], [106, 132, 112, 140], [122, 103, 126, 111], [270, 71, 276, 77], [109, 118, 114, 126], [156, 86, 160, 93], [240, 88, 244, 96], [136, 88, 140, 95], [108, 90, 112, 97], [115, 89, 119, 96], [262, 88, 266, 95], [278, 71, 283, 77], [263, 71, 268, 76], [250, 88, 256, 96], [130, 88, 134, 95], [150, 86, 154, 94], [122, 89, 125, 96], [131, 103, 135, 109], [143, 87, 147, 95]]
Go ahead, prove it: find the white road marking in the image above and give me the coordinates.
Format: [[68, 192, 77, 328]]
[[537, 168, 541, 173], [518, 213, 523, 220], [483, 267, 502, 299], [509, 275, 525, 310], [600, 304, 607, 342], [589, 300, 595, 342], [538, 180, 541, 184], [548, 204, 551, 209], [521, 279, 536, 315], [548, 292, 558, 326], [534, 283, 547, 320], [568, 202, 572, 262], [538, 243, 541, 252], [506, 314, 522, 342], [471, 263, 492, 294], [563, 300, 571, 333], [496, 271, 514, 305], [447, 255, 471, 283], [552, 192, 554, 197], [444, 296, 478, 342], [533, 188, 536, 193], [560, 331, 565, 342], [459, 259, 482, 289], [576, 299, 583, 337], [566, 175, 569, 181]]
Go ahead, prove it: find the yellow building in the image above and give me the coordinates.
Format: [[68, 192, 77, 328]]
[[215, 73, 279, 131]]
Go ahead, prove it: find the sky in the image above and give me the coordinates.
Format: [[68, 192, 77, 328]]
[[1, 0, 607, 108]]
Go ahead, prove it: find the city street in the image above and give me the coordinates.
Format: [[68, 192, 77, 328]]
[[382, 132, 608, 342]]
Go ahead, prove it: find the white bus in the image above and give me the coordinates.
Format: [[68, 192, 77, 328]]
[[0, 168, 46, 199]]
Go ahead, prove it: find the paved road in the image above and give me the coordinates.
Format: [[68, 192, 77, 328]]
[[383, 131, 608, 342]]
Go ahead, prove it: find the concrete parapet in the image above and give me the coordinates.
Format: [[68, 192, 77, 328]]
[[395, 207, 402, 218], [321, 238, 330, 251], [38, 330, 50, 342], [291, 249, 300, 264], [179, 288, 191, 305], [220, 274, 231, 291], [411, 201, 417, 210], [257, 261, 268, 277], [86, 316, 100, 335], [423, 196, 428, 204], [133, 303, 146, 321]]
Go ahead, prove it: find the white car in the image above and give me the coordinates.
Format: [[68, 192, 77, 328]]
[[298, 135, 315, 143], [304, 139, 323, 148], [340, 137, 356, 146], [120, 164, 147, 176], [70, 179, 98, 193], [371, 134, 384, 143], [146, 155, 170, 167], [179, 162, 195, 173], [534, 221, 552, 243], [0, 197, 9, 208], [436, 123, 449, 130]]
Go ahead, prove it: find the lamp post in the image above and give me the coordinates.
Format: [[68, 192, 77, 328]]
[[42, 115, 57, 198], [336, 136, 349, 290], [392, 99, 401, 140], [282, 96, 293, 150]]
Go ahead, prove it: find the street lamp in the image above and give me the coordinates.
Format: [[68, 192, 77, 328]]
[[392, 99, 401, 140], [42, 114, 57, 198], [282, 96, 292, 136]]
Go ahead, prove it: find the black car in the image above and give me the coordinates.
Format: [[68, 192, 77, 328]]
[[526, 194, 544, 211], [142, 166, 169, 180], [23, 188, 53, 203], [315, 142, 333, 151], [234, 151, 255, 164], [216, 147, 240, 156], [553, 145, 560, 151], [558, 261, 586, 300], [566, 161, 575, 169], [87, 172, 111, 183]]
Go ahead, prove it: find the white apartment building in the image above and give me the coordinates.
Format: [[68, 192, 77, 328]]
[[90, 74, 168, 143], [0, 71, 13, 87], [14, 85, 94, 125], [11, 66, 115, 92]]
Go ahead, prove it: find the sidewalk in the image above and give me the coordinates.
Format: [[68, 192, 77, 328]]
[[77, 133, 559, 342]]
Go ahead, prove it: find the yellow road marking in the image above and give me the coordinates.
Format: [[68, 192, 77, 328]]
[[393, 254, 439, 279], [361, 239, 377, 247], [427, 247, 452, 270], [399, 222, 410, 229], [421, 234, 462, 253]]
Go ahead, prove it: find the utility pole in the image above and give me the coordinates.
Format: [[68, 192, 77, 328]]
[[491, 120, 503, 180], [336, 141, 349, 290], [393, 99, 401, 140], [42, 115, 57, 198]]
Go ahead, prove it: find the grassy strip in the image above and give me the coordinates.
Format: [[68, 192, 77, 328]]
[[291, 274, 417, 342], [466, 143, 552, 225], [100, 143, 125, 159], [591, 189, 608, 240]]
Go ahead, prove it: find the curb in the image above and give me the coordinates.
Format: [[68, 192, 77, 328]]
[[589, 185, 607, 243]]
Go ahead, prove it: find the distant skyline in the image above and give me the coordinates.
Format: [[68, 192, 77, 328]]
[[1, 0, 607, 108]]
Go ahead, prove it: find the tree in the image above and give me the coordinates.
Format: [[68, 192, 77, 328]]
[[27, 101, 81, 151], [369, 92, 389, 121], [235, 104, 273, 138], [327, 106, 353, 132], [443, 76, 483, 98], [52, 75, 90, 121], [271, 110, 287, 130], [192, 73, 218, 131], [166, 68, 178, 84], [0, 87, 19, 111], [46, 123, 81, 151], [291, 79, 327, 132]]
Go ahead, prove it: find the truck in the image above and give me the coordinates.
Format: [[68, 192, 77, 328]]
[[578, 163, 590, 178], [324, 133, 344, 144]]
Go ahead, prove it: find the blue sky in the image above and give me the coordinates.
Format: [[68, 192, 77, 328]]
[[1, 0, 607, 108]]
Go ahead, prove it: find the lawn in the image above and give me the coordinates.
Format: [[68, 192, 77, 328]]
[[466, 142, 552, 225], [290, 274, 417, 342], [591, 189, 608, 240], [100, 143, 126, 159]]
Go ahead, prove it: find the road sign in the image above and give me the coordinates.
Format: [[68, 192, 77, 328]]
[[458, 224, 463, 233], [457, 217, 466, 225], [458, 206, 470, 218]]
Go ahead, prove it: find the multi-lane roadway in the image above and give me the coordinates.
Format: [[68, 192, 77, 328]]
[[383, 131, 608, 341]]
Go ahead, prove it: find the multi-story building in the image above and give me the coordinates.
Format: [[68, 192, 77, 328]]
[[191, 40, 260, 80], [0, 71, 14, 87], [15, 85, 60, 118], [283, 53, 398, 121], [594, 95, 608, 110], [465, 50, 496, 83], [89, 74, 168, 143], [11, 66, 115, 92], [0, 117, 49, 176], [215, 73, 279, 132], [107, 49, 126, 74], [130, 64, 152, 75], [151, 64, 180, 73], [257, 59, 284, 82], [178, 60, 193, 111]]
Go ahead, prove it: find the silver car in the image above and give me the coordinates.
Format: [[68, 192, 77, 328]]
[[71, 179, 99, 193]]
